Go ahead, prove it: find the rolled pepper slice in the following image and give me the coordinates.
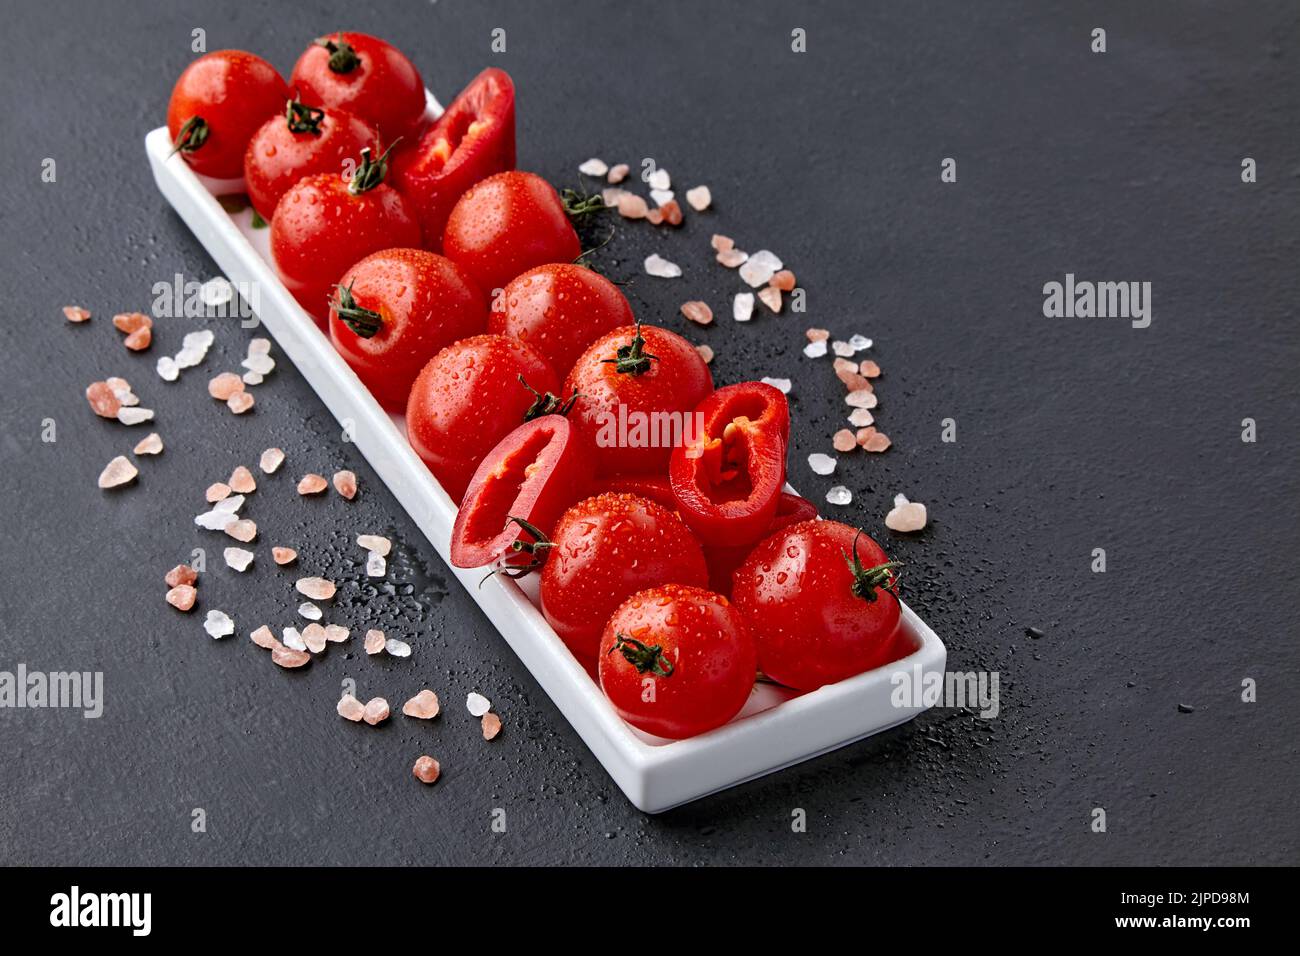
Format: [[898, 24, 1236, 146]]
[[669, 381, 790, 548], [703, 492, 819, 595], [450, 414, 592, 569], [391, 67, 516, 250]]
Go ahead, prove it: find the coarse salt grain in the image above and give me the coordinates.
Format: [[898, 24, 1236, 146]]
[[272, 645, 311, 669], [98, 456, 138, 489], [242, 352, 275, 376], [808, 453, 836, 476], [849, 334, 873, 352], [806, 328, 830, 342], [296, 577, 336, 600], [617, 193, 648, 219], [802, 340, 828, 358], [298, 602, 322, 621], [466, 692, 491, 718], [885, 494, 927, 533], [832, 429, 857, 452], [63, 305, 91, 323], [647, 167, 671, 191], [228, 466, 256, 494], [578, 157, 608, 177], [324, 625, 349, 643], [680, 301, 713, 326], [165, 564, 197, 587], [124, 327, 152, 351], [848, 408, 875, 427], [607, 163, 629, 183], [385, 637, 411, 658], [649, 188, 674, 206], [199, 277, 234, 308], [302, 623, 327, 653], [166, 585, 197, 612], [357, 534, 391, 556], [272, 547, 297, 565], [86, 382, 121, 418], [282, 627, 307, 651], [685, 185, 711, 211], [825, 485, 853, 506], [249, 625, 279, 650], [364, 629, 386, 655], [644, 254, 681, 278], [194, 509, 237, 531], [831, 340, 855, 357], [224, 519, 257, 543], [213, 494, 244, 513], [208, 373, 244, 401], [739, 258, 777, 288], [366, 552, 387, 578], [710, 233, 734, 252], [862, 429, 892, 453], [363, 697, 390, 725], [336, 694, 365, 722], [116, 407, 154, 426], [482, 712, 503, 741], [695, 344, 714, 364], [402, 690, 440, 719], [223, 547, 254, 572], [770, 270, 796, 291], [259, 447, 285, 473], [757, 287, 782, 313], [716, 248, 748, 268], [333, 470, 358, 500], [113, 312, 151, 334], [227, 392, 254, 414], [733, 293, 755, 322], [761, 377, 791, 394], [412, 755, 441, 784], [297, 474, 327, 495], [204, 609, 234, 639], [133, 433, 163, 455], [845, 389, 878, 409], [156, 356, 180, 381], [860, 360, 881, 378]]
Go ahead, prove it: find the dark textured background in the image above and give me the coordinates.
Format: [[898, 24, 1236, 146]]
[[1, 0, 1297, 866]]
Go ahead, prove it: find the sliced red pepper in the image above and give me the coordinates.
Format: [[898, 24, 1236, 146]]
[[703, 492, 819, 594], [450, 414, 593, 568], [669, 381, 790, 548], [590, 475, 678, 512], [392, 68, 516, 250]]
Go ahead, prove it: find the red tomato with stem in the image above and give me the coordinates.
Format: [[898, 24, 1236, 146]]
[[243, 98, 377, 220], [703, 492, 819, 595], [167, 50, 288, 179], [270, 143, 420, 321], [328, 249, 487, 411], [449, 415, 594, 569], [406, 334, 565, 500], [732, 520, 903, 691], [564, 321, 713, 477], [530, 493, 709, 660], [442, 171, 583, 295], [598, 584, 756, 740], [489, 263, 634, 378], [670, 381, 790, 548], [289, 32, 426, 140], [391, 67, 516, 249]]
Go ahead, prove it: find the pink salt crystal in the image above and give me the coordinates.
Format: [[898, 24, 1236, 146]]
[[710, 234, 734, 252], [695, 344, 714, 365], [770, 270, 796, 292], [208, 373, 244, 401], [757, 286, 782, 313], [836, 368, 872, 391], [112, 312, 151, 334], [165, 585, 197, 611], [658, 199, 683, 226], [85, 382, 121, 419], [402, 689, 441, 720], [617, 193, 648, 219], [98, 456, 137, 489], [297, 474, 327, 495], [63, 305, 91, 323], [336, 694, 365, 722], [133, 433, 163, 455], [805, 328, 830, 343], [716, 249, 747, 268], [271, 645, 311, 669], [259, 447, 285, 473], [680, 301, 713, 326], [324, 624, 350, 643], [295, 577, 336, 600], [227, 391, 255, 414], [228, 466, 256, 494], [846, 389, 878, 410], [302, 623, 327, 654], [685, 186, 711, 212], [863, 430, 892, 453], [272, 547, 297, 565], [364, 629, 386, 654], [249, 625, 279, 650], [860, 360, 881, 378], [832, 429, 857, 452], [412, 755, 441, 784], [332, 470, 358, 500], [481, 712, 503, 741], [362, 697, 390, 726], [165, 564, 197, 588], [124, 327, 152, 351], [205, 482, 231, 502], [225, 519, 257, 543], [607, 163, 629, 184], [645, 207, 663, 225]]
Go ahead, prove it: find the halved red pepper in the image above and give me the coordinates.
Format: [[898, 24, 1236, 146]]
[[391, 68, 516, 250], [703, 492, 819, 594], [450, 414, 593, 569], [669, 381, 790, 548]]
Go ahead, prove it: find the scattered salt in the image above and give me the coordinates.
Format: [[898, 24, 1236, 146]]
[[644, 254, 681, 278], [808, 453, 836, 476]]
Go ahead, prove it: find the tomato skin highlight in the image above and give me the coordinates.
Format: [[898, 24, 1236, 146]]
[[270, 163, 421, 322], [703, 492, 819, 595], [244, 105, 378, 220], [442, 171, 582, 295], [167, 50, 289, 180], [391, 68, 516, 249], [289, 32, 426, 140], [328, 249, 487, 411], [541, 493, 709, 660], [564, 324, 714, 477], [450, 415, 594, 569], [489, 263, 634, 378], [406, 334, 560, 500], [732, 520, 903, 691], [598, 584, 756, 740], [669, 381, 790, 549]]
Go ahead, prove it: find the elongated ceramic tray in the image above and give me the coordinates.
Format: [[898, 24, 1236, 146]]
[[144, 101, 946, 812]]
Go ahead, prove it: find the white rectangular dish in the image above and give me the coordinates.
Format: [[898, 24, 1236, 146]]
[[144, 105, 947, 812]]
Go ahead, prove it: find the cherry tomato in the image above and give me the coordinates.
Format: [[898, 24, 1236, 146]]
[[449, 415, 593, 569], [533, 493, 708, 660], [703, 492, 819, 595], [167, 50, 288, 180], [270, 143, 420, 321], [670, 381, 790, 548], [391, 68, 516, 248], [598, 584, 756, 740], [328, 249, 487, 411], [289, 32, 426, 140], [489, 263, 634, 377], [243, 98, 377, 220], [732, 520, 903, 691], [564, 321, 713, 477], [442, 171, 582, 295], [406, 334, 563, 500]]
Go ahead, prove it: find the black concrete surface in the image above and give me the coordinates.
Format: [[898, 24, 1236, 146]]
[[1, 0, 1297, 865]]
